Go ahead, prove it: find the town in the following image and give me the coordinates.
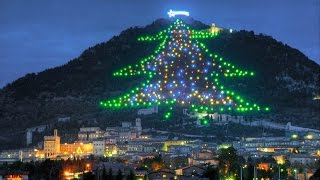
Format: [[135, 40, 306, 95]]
[[0, 111, 319, 179], [0, 3, 319, 180]]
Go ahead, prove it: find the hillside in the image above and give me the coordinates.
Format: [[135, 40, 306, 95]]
[[0, 18, 319, 148]]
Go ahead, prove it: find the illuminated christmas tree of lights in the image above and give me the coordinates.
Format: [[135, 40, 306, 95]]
[[100, 19, 269, 119]]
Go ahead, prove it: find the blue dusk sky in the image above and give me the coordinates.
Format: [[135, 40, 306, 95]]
[[0, 0, 319, 87]]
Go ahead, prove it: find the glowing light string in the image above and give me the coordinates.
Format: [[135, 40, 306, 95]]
[[167, 10, 190, 18], [100, 19, 269, 119]]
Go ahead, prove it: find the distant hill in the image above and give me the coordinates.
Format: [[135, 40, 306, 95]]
[[0, 17, 319, 148]]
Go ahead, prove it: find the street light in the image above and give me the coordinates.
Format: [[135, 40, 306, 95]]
[[254, 166, 257, 180], [240, 164, 247, 180], [294, 169, 297, 179], [278, 166, 284, 180]]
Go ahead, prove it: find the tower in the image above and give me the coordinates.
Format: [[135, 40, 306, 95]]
[[135, 118, 142, 136], [26, 130, 32, 146], [54, 129, 58, 137], [44, 129, 60, 158]]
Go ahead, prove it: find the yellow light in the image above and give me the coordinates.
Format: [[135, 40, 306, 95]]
[[306, 135, 313, 139], [276, 156, 285, 165]]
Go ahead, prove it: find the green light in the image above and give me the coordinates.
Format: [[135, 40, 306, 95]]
[[101, 19, 269, 118], [219, 144, 231, 149], [291, 134, 298, 139]]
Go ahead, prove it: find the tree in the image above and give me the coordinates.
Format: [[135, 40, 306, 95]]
[[83, 172, 95, 180], [128, 170, 135, 180], [218, 147, 240, 177], [107, 168, 113, 180], [203, 165, 219, 180], [100, 19, 269, 119], [310, 168, 320, 180], [102, 166, 107, 180], [140, 155, 164, 171], [247, 163, 254, 180], [116, 169, 123, 180]]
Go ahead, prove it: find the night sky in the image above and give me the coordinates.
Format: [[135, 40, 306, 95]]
[[0, 0, 319, 88]]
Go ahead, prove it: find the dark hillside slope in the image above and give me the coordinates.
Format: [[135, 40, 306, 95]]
[[0, 18, 319, 147]]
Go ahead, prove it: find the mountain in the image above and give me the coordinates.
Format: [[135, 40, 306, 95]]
[[0, 18, 319, 148]]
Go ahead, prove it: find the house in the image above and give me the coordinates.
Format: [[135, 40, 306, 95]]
[[188, 149, 219, 167], [94, 162, 137, 180], [93, 139, 106, 156], [26, 124, 48, 146], [0, 171, 29, 180], [137, 104, 158, 115], [60, 142, 93, 158], [289, 154, 317, 165], [78, 127, 105, 141], [148, 169, 176, 180], [175, 165, 206, 176], [105, 118, 143, 141], [168, 145, 192, 154]]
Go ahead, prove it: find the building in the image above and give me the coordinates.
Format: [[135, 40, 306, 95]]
[[93, 139, 106, 156], [257, 163, 271, 171], [26, 131, 33, 146], [132, 154, 156, 161], [289, 154, 318, 165], [115, 139, 162, 155], [163, 155, 189, 169], [188, 149, 219, 167], [43, 129, 60, 159], [104, 118, 142, 142], [209, 23, 223, 34], [57, 117, 71, 122], [126, 143, 143, 153], [118, 130, 136, 142], [175, 165, 206, 177], [94, 162, 137, 179], [137, 104, 158, 115], [233, 137, 299, 154], [78, 127, 105, 141], [0, 171, 29, 180], [143, 145, 157, 153], [105, 136, 117, 144], [26, 125, 48, 146], [163, 140, 188, 152], [167, 145, 192, 155], [0, 148, 45, 164], [286, 122, 320, 133], [105, 128, 119, 137], [135, 118, 142, 136], [105, 144, 118, 157], [60, 142, 93, 156], [148, 169, 176, 180]]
